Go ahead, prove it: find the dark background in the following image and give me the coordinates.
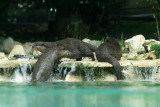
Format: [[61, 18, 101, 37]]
[[0, 0, 158, 42]]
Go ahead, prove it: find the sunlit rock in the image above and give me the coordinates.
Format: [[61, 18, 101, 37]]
[[121, 53, 128, 60], [0, 37, 21, 54], [33, 50, 42, 56], [0, 52, 6, 59], [127, 52, 138, 60], [60, 58, 76, 62], [144, 51, 156, 60], [0, 59, 37, 68], [125, 35, 145, 59], [82, 38, 101, 47], [82, 57, 92, 61], [8, 45, 25, 59]]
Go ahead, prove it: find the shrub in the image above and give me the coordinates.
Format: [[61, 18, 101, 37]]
[[150, 44, 160, 58]]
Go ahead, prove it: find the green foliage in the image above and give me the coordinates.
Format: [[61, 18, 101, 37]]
[[98, 33, 110, 44], [118, 33, 125, 48], [150, 44, 160, 58]]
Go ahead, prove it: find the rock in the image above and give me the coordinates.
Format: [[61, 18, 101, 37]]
[[95, 74, 117, 81], [8, 45, 25, 59], [127, 52, 138, 60], [23, 42, 33, 55], [0, 37, 21, 54], [0, 52, 6, 59], [83, 38, 101, 47], [82, 57, 92, 61], [136, 54, 145, 60], [125, 35, 145, 53], [60, 58, 76, 62], [144, 51, 157, 60], [0, 76, 10, 82], [33, 50, 42, 56], [122, 66, 137, 80], [143, 39, 160, 52], [65, 74, 84, 82], [121, 53, 128, 60]]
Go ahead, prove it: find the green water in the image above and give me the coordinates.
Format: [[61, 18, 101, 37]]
[[0, 81, 160, 107]]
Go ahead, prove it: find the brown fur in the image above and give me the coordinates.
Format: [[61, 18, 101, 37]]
[[95, 38, 122, 80], [32, 45, 70, 82], [33, 38, 97, 60], [32, 38, 97, 82]]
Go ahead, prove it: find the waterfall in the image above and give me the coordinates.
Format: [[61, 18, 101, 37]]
[[11, 64, 32, 82], [0, 62, 159, 82], [123, 66, 158, 81]]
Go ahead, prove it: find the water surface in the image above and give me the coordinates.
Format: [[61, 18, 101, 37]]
[[0, 81, 160, 107]]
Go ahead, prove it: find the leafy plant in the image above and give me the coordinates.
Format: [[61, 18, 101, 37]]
[[118, 33, 125, 48], [98, 33, 110, 44], [150, 44, 160, 58]]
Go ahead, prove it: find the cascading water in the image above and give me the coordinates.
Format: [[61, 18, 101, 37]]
[[0, 62, 159, 82], [122, 66, 159, 81], [11, 64, 32, 82]]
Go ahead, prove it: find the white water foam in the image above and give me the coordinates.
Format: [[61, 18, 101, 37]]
[[11, 64, 31, 83]]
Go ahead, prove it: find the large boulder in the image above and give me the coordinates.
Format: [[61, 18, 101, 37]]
[[125, 35, 145, 59], [0, 37, 21, 54], [8, 45, 25, 59], [125, 35, 145, 53]]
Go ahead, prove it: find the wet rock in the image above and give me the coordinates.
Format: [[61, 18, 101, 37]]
[[0, 75, 9, 82], [125, 35, 145, 58], [65, 74, 85, 82], [122, 66, 137, 80], [8, 45, 25, 59], [95, 74, 117, 81], [82, 38, 101, 47], [0, 37, 21, 54]]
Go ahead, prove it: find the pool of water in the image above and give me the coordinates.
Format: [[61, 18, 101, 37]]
[[0, 81, 160, 107]]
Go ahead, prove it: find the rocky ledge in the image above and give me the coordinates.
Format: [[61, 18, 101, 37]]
[[59, 59, 160, 67], [0, 59, 160, 68]]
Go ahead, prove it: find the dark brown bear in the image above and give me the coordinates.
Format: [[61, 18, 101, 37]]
[[95, 38, 122, 80]]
